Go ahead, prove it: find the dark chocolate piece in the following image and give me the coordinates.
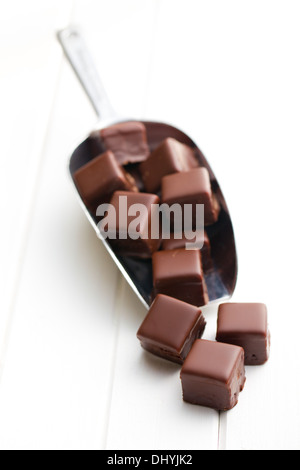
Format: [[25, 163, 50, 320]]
[[180, 339, 246, 411], [216, 303, 270, 365], [137, 294, 206, 364], [99, 191, 161, 259], [161, 230, 212, 272], [100, 121, 150, 165], [123, 163, 145, 192], [139, 138, 198, 193], [73, 150, 138, 212], [161, 167, 220, 226], [152, 249, 209, 307]]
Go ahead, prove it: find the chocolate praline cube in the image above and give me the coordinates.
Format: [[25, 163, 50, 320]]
[[161, 167, 220, 226], [99, 191, 161, 259], [137, 294, 206, 364], [139, 138, 198, 193], [73, 150, 138, 212], [152, 249, 209, 307], [161, 230, 212, 272], [180, 339, 246, 411], [100, 121, 150, 165], [216, 303, 271, 365]]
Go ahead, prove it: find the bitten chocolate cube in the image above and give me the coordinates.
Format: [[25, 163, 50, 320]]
[[100, 121, 150, 165], [161, 167, 220, 226], [161, 230, 212, 272], [73, 150, 138, 211], [180, 339, 246, 411], [137, 294, 206, 364], [139, 138, 198, 193], [99, 191, 161, 259], [216, 303, 271, 365], [152, 249, 209, 307]]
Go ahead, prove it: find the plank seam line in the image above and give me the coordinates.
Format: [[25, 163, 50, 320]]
[[217, 411, 227, 450], [102, 273, 126, 450]]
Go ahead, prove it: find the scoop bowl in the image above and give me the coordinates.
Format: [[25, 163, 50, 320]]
[[58, 27, 238, 309]]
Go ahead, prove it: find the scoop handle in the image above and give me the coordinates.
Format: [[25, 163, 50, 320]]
[[57, 27, 117, 121]]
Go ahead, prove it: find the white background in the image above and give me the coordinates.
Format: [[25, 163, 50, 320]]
[[0, 0, 300, 450]]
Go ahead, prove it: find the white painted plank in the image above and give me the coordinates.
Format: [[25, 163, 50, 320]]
[[145, 0, 300, 450], [0, 0, 163, 450], [207, 0, 300, 450], [0, 0, 73, 365], [105, 0, 220, 450], [0, 53, 121, 449], [69, 0, 219, 451], [0, 0, 130, 446]]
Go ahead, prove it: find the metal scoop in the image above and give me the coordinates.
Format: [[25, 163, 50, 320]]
[[57, 27, 238, 309]]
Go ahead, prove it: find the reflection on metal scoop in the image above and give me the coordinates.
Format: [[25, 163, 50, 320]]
[[57, 27, 238, 309]]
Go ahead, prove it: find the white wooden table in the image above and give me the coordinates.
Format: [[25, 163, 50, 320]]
[[1, 0, 300, 450]]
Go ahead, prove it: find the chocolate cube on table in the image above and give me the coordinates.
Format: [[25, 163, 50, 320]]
[[73, 150, 138, 213], [100, 121, 150, 165], [216, 303, 271, 365], [152, 249, 209, 307], [137, 294, 206, 364], [99, 191, 161, 259], [180, 339, 246, 411], [161, 230, 213, 272], [139, 137, 199, 193], [161, 167, 220, 227]]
